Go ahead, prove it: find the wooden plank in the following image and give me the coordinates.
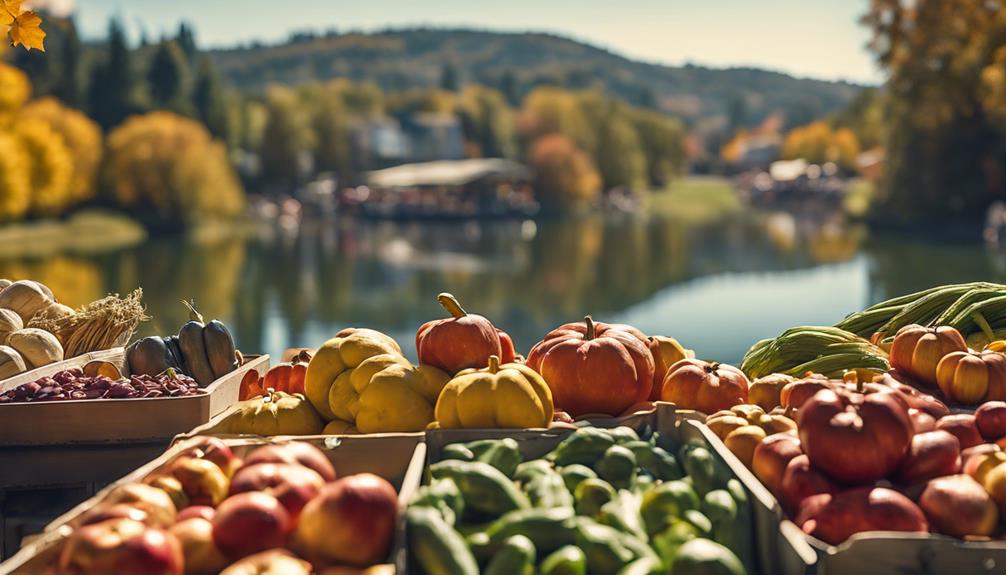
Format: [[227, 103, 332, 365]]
[[0, 355, 269, 446]]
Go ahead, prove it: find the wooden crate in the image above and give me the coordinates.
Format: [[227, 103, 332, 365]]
[[0, 351, 269, 446], [0, 434, 426, 575]]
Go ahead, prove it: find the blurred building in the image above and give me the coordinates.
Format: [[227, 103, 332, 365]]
[[350, 113, 466, 172]]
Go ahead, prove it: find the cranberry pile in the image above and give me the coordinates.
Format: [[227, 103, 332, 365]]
[[0, 368, 205, 403]]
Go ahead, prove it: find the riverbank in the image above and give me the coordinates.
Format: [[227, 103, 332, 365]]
[[0, 211, 148, 258], [646, 176, 742, 223]]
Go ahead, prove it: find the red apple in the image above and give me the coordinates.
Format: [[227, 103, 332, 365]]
[[798, 388, 913, 484], [103, 483, 177, 529], [242, 442, 336, 482], [229, 463, 325, 520], [780, 454, 839, 515], [212, 492, 291, 559], [976, 401, 1006, 441], [145, 475, 191, 512], [218, 549, 312, 575], [919, 474, 999, 538], [935, 414, 984, 449], [875, 373, 950, 419], [752, 433, 802, 497], [58, 518, 183, 575], [169, 457, 230, 507], [896, 430, 961, 486], [169, 517, 229, 575], [179, 436, 241, 477], [177, 506, 216, 523], [795, 487, 928, 545], [907, 408, 936, 434], [73, 504, 150, 529], [294, 473, 398, 567]]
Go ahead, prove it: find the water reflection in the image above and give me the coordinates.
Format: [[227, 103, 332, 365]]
[[3, 212, 1005, 365]]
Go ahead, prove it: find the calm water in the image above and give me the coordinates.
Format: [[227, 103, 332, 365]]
[[6, 211, 1006, 365]]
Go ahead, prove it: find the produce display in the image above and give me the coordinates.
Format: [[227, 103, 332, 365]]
[[0, 279, 145, 380], [50, 438, 398, 575], [407, 427, 752, 575], [0, 368, 203, 403], [127, 301, 240, 387]]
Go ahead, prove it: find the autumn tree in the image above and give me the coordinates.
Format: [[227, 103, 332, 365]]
[[457, 85, 514, 158], [259, 87, 312, 189], [782, 121, 860, 170], [528, 134, 601, 206], [863, 0, 1006, 223], [21, 97, 103, 205], [630, 108, 686, 187]]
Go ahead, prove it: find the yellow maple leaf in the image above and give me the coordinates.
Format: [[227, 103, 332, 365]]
[[0, 0, 22, 26], [9, 9, 45, 52]]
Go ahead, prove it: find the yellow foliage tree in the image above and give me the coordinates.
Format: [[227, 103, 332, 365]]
[[15, 117, 72, 215], [105, 111, 245, 224], [0, 62, 29, 121], [782, 121, 860, 170], [21, 97, 103, 205], [0, 131, 30, 220], [519, 87, 594, 152], [529, 133, 601, 206]]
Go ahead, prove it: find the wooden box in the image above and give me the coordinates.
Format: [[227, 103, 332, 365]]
[[0, 434, 426, 575], [0, 349, 269, 447]]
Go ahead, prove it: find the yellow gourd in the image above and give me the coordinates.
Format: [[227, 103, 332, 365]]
[[211, 391, 324, 436], [333, 353, 449, 433], [304, 328, 403, 421], [435, 355, 554, 429]]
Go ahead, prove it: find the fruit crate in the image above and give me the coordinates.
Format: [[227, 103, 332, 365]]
[[404, 405, 803, 575], [692, 405, 1006, 575], [0, 350, 269, 447], [0, 434, 426, 575]]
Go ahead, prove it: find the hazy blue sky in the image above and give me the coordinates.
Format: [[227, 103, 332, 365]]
[[61, 0, 879, 83]]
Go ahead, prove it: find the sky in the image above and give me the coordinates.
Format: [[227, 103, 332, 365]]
[[46, 0, 880, 84]]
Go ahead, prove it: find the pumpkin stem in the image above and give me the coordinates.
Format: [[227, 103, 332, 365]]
[[265, 388, 277, 403], [705, 362, 720, 374], [181, 299, 204, 323], [584, 316, 596, 340], [437, 293, 467, 319], [487, 355, 501, 373]]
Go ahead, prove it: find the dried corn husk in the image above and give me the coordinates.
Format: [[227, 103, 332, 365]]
[[29, 289, 148, 358]]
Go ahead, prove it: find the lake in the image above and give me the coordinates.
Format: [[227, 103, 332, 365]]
[[5, 210, 1005, 366]]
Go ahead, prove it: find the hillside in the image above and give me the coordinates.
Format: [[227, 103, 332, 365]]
[[208, 28, 863, 128]]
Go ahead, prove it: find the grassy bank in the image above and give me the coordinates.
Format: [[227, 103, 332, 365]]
[[0, 210, 147, 258], [646, 176, 742, 224]]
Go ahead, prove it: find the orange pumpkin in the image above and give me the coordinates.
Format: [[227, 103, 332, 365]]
[[936, 350, 1006, 405], [661, 359, 749, 414], [238, 369, 264, 401], [526, 316, 654, 417], [263, 350, 313, 395], [647, 335, 692, 401], [416, 293, 515, 374], [890, 324, 967, 386]]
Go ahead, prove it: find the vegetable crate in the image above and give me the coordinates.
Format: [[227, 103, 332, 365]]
[[694, 404, 1006, 574], [0, 434, 426, 575], [406, 405, 805, 575], [0, 350, 269, 447]]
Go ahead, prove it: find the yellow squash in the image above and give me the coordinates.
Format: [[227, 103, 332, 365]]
[[211, 391, 324, 436], [435, 355, 554, 429], [304, 328, 403, 420]]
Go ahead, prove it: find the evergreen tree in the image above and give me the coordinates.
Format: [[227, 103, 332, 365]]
[[193, 56, 229, 142], [440, 63, 459, 92], [176, 22, 199, 63], [499, 69, 520, 106], [147, 40, 191, 113], [56, 19, 82, 107], [88, 18, 137, 130]]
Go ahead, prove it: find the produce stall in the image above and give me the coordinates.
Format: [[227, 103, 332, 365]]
[[4, 284, 1006, 573]]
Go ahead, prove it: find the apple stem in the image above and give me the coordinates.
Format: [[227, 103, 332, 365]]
[[437, 293, 467, 318], [584, 316, 596, 340], [487, 355, 501, 373]]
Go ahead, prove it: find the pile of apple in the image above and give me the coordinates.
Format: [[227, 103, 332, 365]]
[[55, 437, 397, 575], [745, 368, 1006, 545]]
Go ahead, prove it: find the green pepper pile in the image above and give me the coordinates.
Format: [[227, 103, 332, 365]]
[[406, 426, 752, 575]]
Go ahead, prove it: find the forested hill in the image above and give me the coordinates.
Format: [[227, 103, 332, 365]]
[[208, 27, 863, 127]]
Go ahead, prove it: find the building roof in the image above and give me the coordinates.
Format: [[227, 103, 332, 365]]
[[367, 158, 531, 188]]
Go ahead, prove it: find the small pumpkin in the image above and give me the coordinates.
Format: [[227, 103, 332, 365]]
[[749, 373, 796, 411], [890, 324, 967, 386], [7, 328, 63, 368], [263, 350, 312, 395], [416, 293, 516, 374], [435, 355, 554, 429], [936, 350, 1006, 405], [210, 391, 324, 436], [647, 335, 693, 400], [0, 308, 23, 344], [661, 359, 749, 414], [526, 316, 654, 417], [0, 345, 27, 379], [0, 280, 54, 323], [706, 404, 797, 441]]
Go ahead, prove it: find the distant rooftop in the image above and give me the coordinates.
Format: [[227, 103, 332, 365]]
[[367, 158, 531, 188]]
